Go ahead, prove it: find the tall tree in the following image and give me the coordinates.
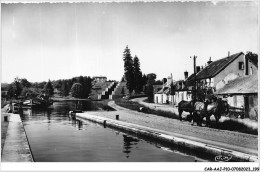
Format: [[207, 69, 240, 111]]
[[81, 76, 92, 98], [123, 46, 135, 93], [78, 76, 84, 85], [71, 83, 83, 98], [44, 79, 54, 96], [133, 55, 143, 93], [61, 80, 69, 97], [13, 77, 23, 98]]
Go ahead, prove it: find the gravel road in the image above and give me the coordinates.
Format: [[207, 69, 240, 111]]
[[87, 100, 258, 156]]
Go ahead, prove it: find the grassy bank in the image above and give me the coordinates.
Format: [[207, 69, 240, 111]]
[[114, 98, 179, 119], [90, 100, 115, 111], [114, 98, 257, 135]]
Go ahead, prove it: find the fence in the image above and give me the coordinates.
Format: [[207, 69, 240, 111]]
[[228, 106, 245, 119]]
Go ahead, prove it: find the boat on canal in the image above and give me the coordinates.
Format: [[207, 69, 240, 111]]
[[22, 94, 53, 109]]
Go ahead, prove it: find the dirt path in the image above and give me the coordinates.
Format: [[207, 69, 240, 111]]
[[92, 101, 258, 155]]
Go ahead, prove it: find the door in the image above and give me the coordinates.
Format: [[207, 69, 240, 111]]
[[244, 96, 249, 118]]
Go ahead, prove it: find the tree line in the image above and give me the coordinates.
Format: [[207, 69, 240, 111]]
[[2, 76, 93, 100]]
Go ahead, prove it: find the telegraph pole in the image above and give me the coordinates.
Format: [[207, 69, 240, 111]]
[[190, 55, 197, 104]]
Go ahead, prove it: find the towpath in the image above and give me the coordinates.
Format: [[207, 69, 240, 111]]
[[85, 100, 258, 156]]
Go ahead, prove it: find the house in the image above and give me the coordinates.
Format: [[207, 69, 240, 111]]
[[215, 73, 258, 120], [172, 71, 196, 105], [215, 53, 258, 120], [93, 76, 107, 83], [195, 52, 252, 93], [154, 75, 174, 104]]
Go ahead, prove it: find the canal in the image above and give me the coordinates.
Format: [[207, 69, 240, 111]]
[[20, 102, 207, 162]]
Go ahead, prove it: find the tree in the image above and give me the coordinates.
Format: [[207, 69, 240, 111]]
[[7, 84, 15, 99], [71, 83, 83, 98], [146, 73, 157, 103], [44, 79, 54, 96], [133, 55, 143, 93], [81, 76, 92, 98], [123, 46, 135, 93], [245, 52, 258, 67], [61, 80, 69, 97], [78, 76, 84, 85], [20, 78, 31, 88], [54, 80, 62, 89], [21, 87, 38, 98]]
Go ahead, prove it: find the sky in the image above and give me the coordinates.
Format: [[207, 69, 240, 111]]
[[1, 1, 259, 83]]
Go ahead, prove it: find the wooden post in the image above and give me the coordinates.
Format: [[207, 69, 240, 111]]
[[190, 55, 197, 105], [116, 115, 119, 120]]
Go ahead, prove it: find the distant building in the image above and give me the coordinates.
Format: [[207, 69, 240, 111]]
[[93, 76, 107, 83], [173, 73, 194, 105], [154, 75, 174, 104]]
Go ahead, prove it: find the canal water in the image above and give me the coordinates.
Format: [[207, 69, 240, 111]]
[[20, 102, 206, 162]]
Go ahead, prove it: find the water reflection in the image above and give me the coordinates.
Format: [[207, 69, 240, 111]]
[[122, 135, 139, 158], [20, 102, 206, 162]]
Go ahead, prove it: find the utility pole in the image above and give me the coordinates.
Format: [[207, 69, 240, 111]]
[[190, 55, 197, 104]]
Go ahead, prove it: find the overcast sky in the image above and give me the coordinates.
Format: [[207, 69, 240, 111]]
[[1, 1, 258, 83]]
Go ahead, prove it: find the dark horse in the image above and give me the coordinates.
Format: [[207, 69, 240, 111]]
[[178, 100, 194, 122], [178, 98, 229, 126]]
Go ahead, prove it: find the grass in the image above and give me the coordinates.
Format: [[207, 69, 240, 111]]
[[114, 98, 179, 119], [90, 99, 115, 111], [114, 98, 258, 135], [212, 119, 258, 135]]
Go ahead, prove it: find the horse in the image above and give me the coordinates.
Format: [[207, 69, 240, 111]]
[[194, 98, 229, 127], [177, 100, 194, 122]]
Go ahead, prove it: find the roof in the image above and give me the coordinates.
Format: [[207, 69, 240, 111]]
[[196, 52, 244, 80], [156, 87, 170, 94], [185, 73, 195, 86], [93, 76, 107, 78], [215, 74, 258, 95], [247, 54, 258, 68]]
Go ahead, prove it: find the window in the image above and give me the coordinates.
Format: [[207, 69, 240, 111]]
[[238, 62, 244, 70], [250, 66, 253, 75]]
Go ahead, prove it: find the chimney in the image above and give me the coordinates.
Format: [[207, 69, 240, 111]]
[[184, 71, 188, 80], [228, 51, 230, 57], [196, 66, 201, 73], [201, 65, 204, 70], [207, 57, 212, 65]]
